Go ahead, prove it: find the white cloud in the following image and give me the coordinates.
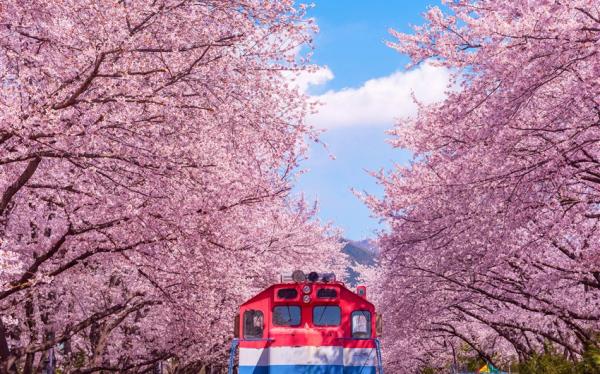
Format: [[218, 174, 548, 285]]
[[286, 66, 335, 93], [306, 62, 451, 129]]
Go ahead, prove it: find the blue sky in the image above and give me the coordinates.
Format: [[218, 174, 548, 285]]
[[307, 1, 431, 89], [294, 1, 448, 240]]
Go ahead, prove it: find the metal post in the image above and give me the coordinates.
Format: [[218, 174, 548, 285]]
[[44, 347, 55, 374], [374, 338, 384, 374], [228, 339, 239, 374]]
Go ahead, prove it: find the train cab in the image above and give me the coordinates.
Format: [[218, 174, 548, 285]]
[[229, 271, 383, 374]]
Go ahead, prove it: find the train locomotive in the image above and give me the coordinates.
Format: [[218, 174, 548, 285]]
[[227, 270, 384, 374]]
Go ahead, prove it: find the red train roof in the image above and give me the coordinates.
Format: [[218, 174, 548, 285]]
[[240, 281, 374, 309]]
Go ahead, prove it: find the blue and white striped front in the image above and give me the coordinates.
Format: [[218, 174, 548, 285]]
[[239, 346, 377, 374]]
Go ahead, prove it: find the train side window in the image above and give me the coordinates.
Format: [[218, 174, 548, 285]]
[[273, 306, 301, 326], [313, 306, 341, 326], [351, 311, 371, 339], [243, 310, 264, 339]]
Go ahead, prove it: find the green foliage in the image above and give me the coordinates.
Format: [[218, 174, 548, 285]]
[[455, 343, 487, 371], [418, 344, 493, 373], [576, 343, 600, 374], [419, 341, 600, 374], [73, 351, 87, 368], [517, 351, 576, 374], [517, 343, 600, 374], [461, 356, 486, 371]]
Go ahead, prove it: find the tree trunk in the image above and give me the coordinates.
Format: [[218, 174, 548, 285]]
[[23, 352, 35, 374], [0, 318, 14, 374]]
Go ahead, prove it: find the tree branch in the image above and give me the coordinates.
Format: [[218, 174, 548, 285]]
[[0, 157, 41, 216]]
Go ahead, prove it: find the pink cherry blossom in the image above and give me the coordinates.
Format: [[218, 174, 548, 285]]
[[0, 1, 343, 372], [369, 0, 600, 371]]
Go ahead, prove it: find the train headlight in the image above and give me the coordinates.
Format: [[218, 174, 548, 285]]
[[308, 271, 319, 282], [292, 270, 306, 283], [303, 295, 311, 303], [302, 285, 311, 294]]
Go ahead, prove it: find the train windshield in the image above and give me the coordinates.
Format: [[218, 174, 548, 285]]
[[273, 306, 301, 326], [313, 306, 341, 326]]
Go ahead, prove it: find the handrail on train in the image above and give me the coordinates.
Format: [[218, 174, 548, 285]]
[[228, 338, 275, 374]]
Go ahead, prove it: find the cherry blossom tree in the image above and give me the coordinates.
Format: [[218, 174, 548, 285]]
[[0, 1, 343, 372], [368, 0, 600, 371]]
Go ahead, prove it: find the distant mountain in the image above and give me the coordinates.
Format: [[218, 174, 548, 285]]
[[341, 239, 379, 286]]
